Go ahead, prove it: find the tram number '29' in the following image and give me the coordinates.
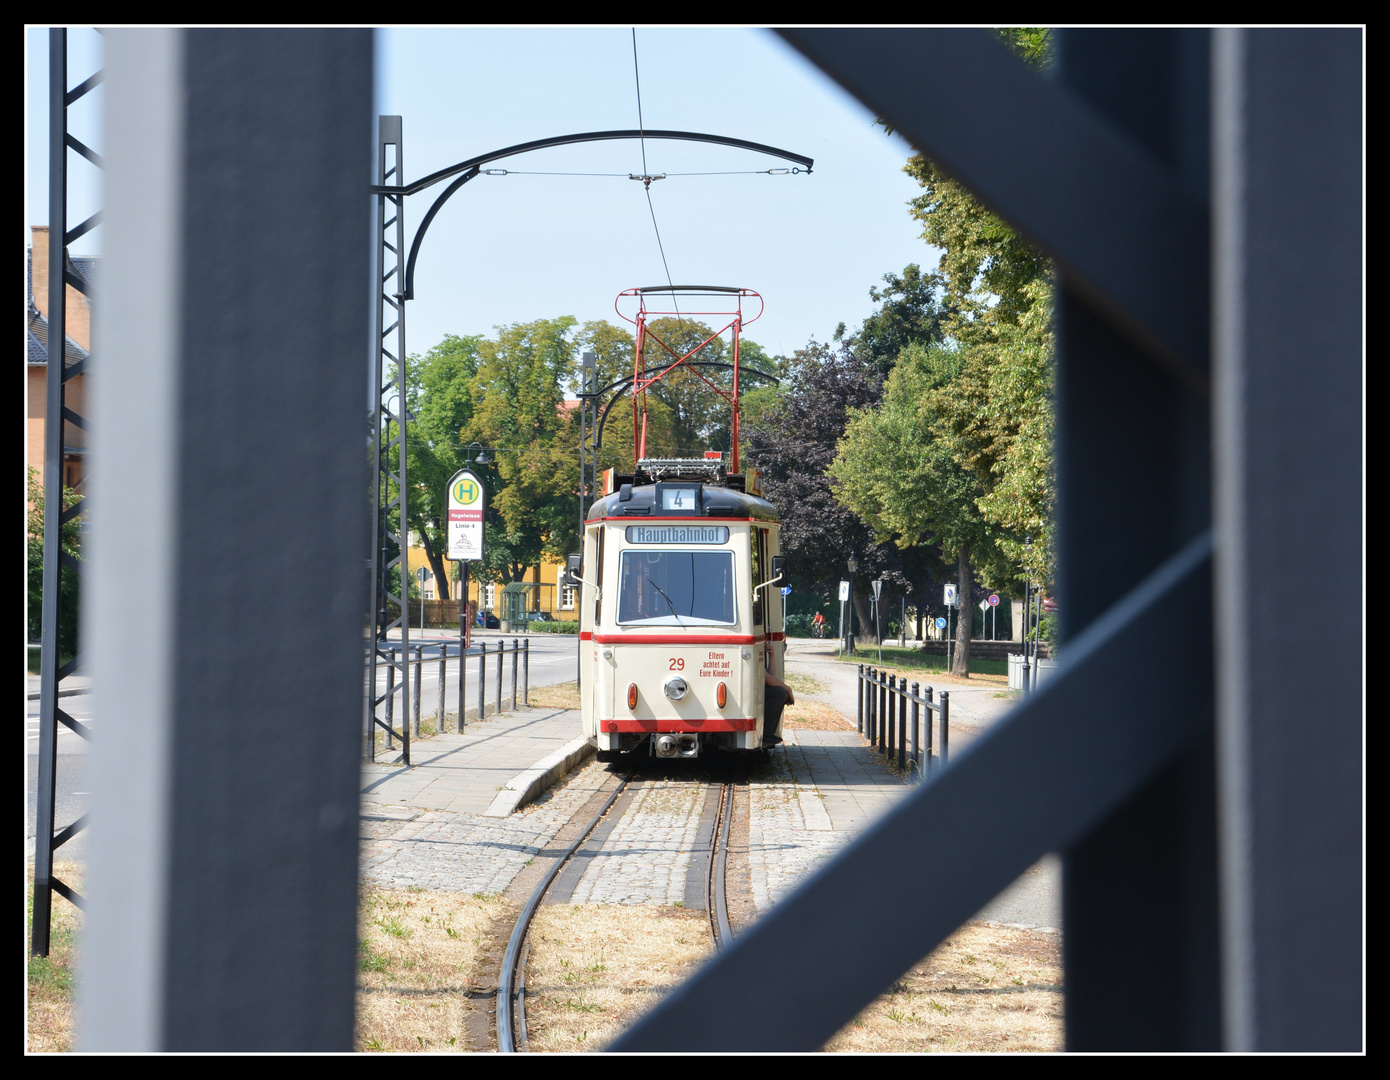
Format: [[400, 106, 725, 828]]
[[669, 657, 685, 671]]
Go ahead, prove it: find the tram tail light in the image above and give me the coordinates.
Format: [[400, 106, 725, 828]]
[[627, 683, 638, 710], [716, 681, 727, 709]]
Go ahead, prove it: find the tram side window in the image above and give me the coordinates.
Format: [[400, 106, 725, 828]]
[[593, 528, 604, 625], [750, 530, 763, 626]]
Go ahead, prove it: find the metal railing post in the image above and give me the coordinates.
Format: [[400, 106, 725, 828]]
[[886, 674, 895, 759], [511, 638, 518, 710], [925, 685, 934, 774], [898, 680, 907, 772], [866, 668, 875, 743], [477, 641, 486, 721], [878, 674, 887, 754], [384, 650, 396, 750], [857, 664, 864, 734], [437, 644, 446, 727], [522, 638, 530, 704], [458, 642, 467, 732], [496, 637, 503, 714], [412, 645, 422, 738], [940, 691, 949, 767], [910, 682, 920, 780]]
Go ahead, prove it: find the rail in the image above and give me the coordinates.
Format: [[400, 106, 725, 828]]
[[856, 663, 950, 779], [365, 637, 530, 763]]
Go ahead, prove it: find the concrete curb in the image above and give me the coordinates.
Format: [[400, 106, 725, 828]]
[[483, 735, 594, 817], [26, 687, 90, 701]]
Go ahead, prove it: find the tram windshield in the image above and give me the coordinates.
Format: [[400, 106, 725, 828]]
[[617, 550, 736, 626]]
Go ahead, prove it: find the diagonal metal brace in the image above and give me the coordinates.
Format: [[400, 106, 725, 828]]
[[614, 530, 1213, 1051], [777, 29, 1209, 387]]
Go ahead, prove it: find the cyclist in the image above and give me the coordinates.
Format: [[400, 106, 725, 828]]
[[811, 611, 826, 638]]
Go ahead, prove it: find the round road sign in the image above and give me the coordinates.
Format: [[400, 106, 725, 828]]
[[935, 617, 947, 629], [988, 594, 1000, 607]]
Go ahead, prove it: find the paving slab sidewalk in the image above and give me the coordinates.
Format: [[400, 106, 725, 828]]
[[361, 705, 585, 817]]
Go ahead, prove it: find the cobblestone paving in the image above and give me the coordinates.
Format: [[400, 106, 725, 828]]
[[748, 736, 903, 910], [359, 763, 608, 894], [568, 778, 705, 906]]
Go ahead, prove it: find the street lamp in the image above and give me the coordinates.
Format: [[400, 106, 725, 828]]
[[466, 442, 488, 466], [847, 554, 858, 654]]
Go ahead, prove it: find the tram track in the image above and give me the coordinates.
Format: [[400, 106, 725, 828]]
[[497, 764, 739, 1053]]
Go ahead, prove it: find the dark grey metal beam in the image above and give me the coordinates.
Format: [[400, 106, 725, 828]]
[[81, 28, 372, 1050], [615, 533, 1212, 1051], [777, 28, 1208, 386], [1212, 28, 1363, 1052]]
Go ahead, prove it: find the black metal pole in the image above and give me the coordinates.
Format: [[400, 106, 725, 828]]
[[522, 638, 529, 705], [857, 664, 864, 734], [458, 562, 468, 731], [910, 682, 920, 779], [477, 641, 485, 721]]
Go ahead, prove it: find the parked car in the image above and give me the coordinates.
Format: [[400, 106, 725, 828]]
[[479, 610, 500, 629], [519, 611, 553, 623]]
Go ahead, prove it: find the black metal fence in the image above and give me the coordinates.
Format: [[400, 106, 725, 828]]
[[857, 664, 949, 778], [366, 637, 530, 763]]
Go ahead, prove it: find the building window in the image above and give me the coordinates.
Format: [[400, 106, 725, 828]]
[[483, 582, 496, 610], [561, 584, 576, 611]]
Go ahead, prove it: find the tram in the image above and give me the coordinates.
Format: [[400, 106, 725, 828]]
[[569, 286, 789, 760]]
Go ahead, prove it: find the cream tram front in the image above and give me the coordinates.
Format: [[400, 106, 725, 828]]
[[572, 470, 787, 761]]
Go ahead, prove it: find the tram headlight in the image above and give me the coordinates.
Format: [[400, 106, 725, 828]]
[[627, 683, 638, 710], [717, 681, 727, 709], [664, 676, 688, 701]]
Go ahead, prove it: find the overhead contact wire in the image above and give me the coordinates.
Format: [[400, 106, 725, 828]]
[[632, 28, 682, 325]]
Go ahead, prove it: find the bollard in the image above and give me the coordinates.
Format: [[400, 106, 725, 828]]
[[511, 638, 518, 711], [940, 691, 950, 766], [384, 650, 396, 750], [897, 680, 907, 773], [857, 664, 864, 734], [437, 645, 446, 728], [910, 682, 920, 780], [522, 638, 530, 704], [477, 642, 486, 722], [496, 637, 504, 714], [412, 645, 423, 738]]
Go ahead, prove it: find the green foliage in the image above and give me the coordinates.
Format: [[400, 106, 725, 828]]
[[464, 318, 581, 582], [26, 466, 82, 661]]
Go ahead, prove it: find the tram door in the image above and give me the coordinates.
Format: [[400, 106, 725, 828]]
[[580, 525, 604, 734]]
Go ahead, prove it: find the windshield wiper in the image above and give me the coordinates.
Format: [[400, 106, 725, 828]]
[[649, 580, 685, 628]]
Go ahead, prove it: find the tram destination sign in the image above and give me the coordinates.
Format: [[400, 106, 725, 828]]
[[446, 468, 485, 561], [625, 525, 729, 545]]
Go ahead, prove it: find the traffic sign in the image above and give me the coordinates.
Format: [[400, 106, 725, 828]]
[[979, 598, 990, 612], [943, 584, 958, 607], [780, 585, 791, 596], [872, 578, 883, 600], [838, 580, 850, 602], [935, 617, 947, 629], [988, 593, 1000, 607], [416, 566, 430, 583], [446, 468, 485, 561]]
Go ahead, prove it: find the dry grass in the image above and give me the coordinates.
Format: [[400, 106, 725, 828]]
[[528, 681, 582, 711], [522, 904, 714, 1051], [782, 699, 857, 731], [824, 921, 1063, 1053], [27, 860, 83, 1053], [355, 885, 502, 1052]]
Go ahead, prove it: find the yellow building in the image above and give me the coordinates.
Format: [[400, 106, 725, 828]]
[[404, 541, 576, 627]]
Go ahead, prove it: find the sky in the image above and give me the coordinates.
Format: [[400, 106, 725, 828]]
[[26, 27, 941, 360]]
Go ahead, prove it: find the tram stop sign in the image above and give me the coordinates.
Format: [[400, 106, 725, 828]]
[[446, 469, 485, 561]]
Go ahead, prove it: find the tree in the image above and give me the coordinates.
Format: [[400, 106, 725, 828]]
[[401, 334, 482, 601], [26, 466, 81, 665], [829, 342, 998, 674], [893, 26, 1057, 593], [464, 318, 580, 582], [835, 263, 949, 376]]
